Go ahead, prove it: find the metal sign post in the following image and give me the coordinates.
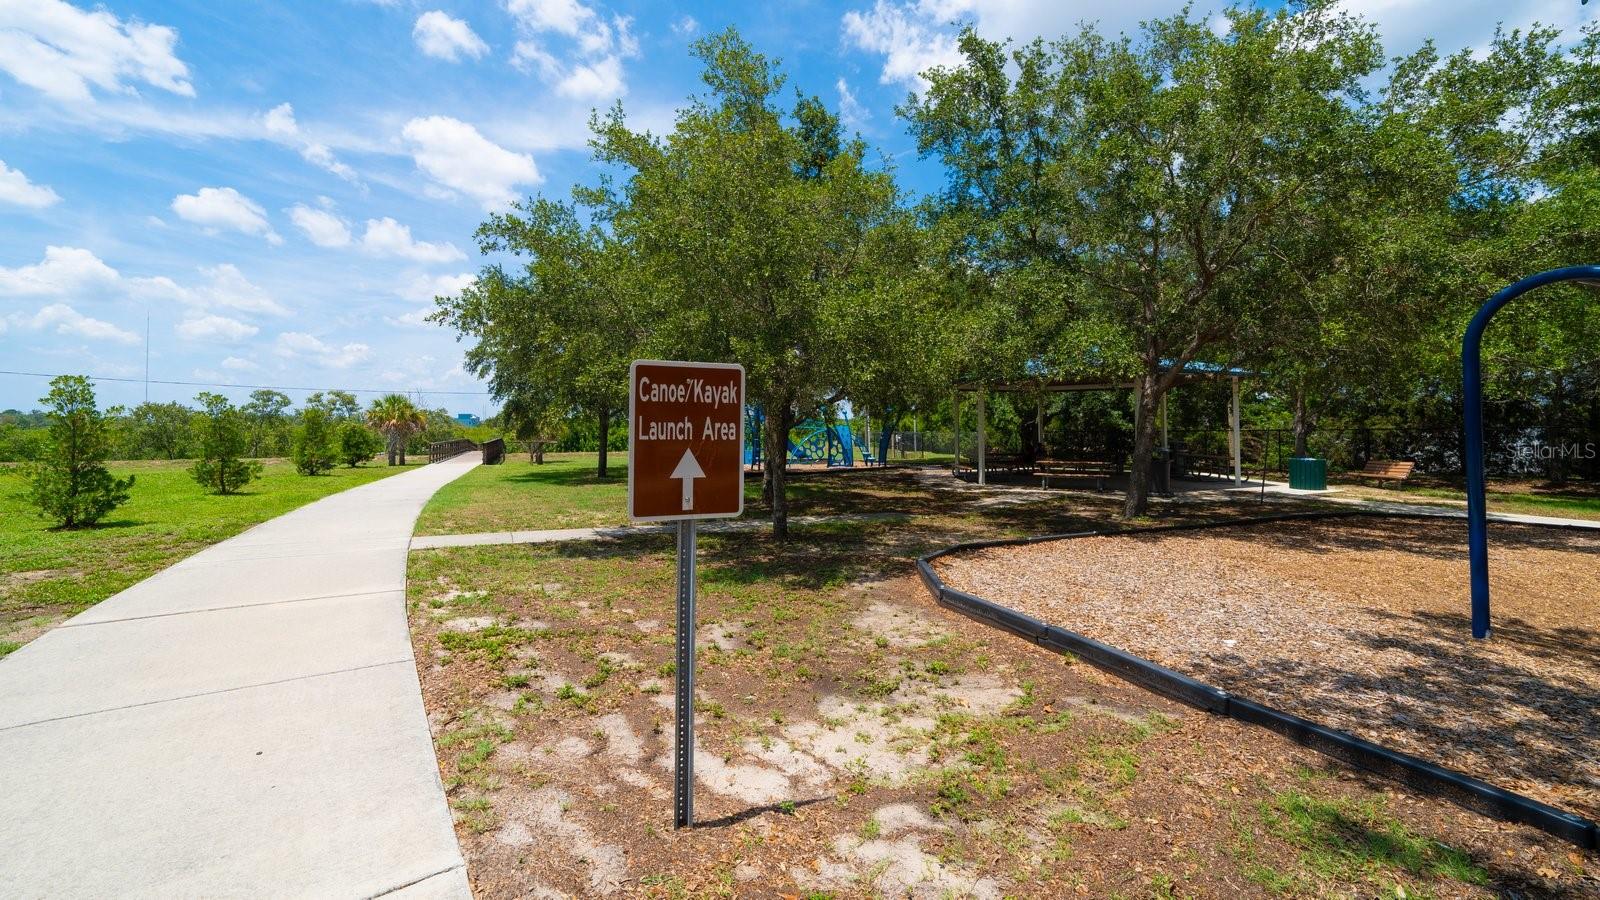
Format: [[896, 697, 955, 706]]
[[672, 519, 696, 828], [627, 359, 744, 829]]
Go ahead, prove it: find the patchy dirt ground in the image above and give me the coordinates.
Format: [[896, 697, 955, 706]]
[[936, 515, 1600, 824], [406, 471, 1598, 898]]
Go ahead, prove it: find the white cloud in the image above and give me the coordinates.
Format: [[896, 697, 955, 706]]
[[400, 115, 541, 208], [508, 0, 639, 101], [553, 55, 625, 100], [507, 0, 595, 35], [0, 245, 120, 295], [837, 77, 870, 131], [171, 187, 283, 245], [289, 203, 461, 261], [131, 263, 288, 317], [7, 303, 139, 344], [221, 355, 259, 371], [1337, 0, 1599, 57], [510, 40, 561, 79], [0, 0, 194, 105], [262, 102, 297, 137], [275, 331, 372, 368], [0, 159, 61, 208], [842, 0, 967, 91], [392, 305, 437, 327], [671, 15, 698, 37], [259, 103, 358, 181], [288, 203, 352, 247], [413, 10, 488, 61], [194, 264, 287, 316], [0, 247, 285, 322], [400, 271, 475, 302], [176, 313, 258, 342], [360, 217, 465, 263], [391, 272, 475, 326], [841, 0, 1600, 93]]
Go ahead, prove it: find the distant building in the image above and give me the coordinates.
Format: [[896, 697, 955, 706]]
[[455, 412, 481, 427]]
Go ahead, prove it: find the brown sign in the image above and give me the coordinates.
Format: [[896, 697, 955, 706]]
[[628, 360, 745, 521]]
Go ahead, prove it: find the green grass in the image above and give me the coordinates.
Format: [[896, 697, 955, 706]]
[[412, 452, 631, 534], [1340, 480, 1600, 520], [1244, 787, 1487, 894], [411, 450, 940, 535], [0, 457, 412, 652], [1409, 487, 1600, 519]]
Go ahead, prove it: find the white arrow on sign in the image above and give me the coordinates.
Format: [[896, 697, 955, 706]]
[[670, 448, 705, 511]]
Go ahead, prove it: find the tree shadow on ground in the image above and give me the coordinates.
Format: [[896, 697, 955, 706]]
[[1193, 606, 1600, 819], [691, 796, 830, 829], [695, 527, 896, 591], [50, 518, 145, 531], [499, 466, 629, 488], [1164, 512, 1600, 562]]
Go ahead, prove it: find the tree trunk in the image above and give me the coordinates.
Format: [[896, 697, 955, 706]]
[[1122, 374, 1163, 519], [1291, 388, 1313, 458], [596, 406, 610, 478], [386, 431, 399, 466], [1550, 374, 1569, 485], [533, 441, 545, 464], [763, 404, 794, 539], [761, 419, 774, 504]]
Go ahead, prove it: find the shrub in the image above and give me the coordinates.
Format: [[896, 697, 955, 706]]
[[292, 407, 338, 475], [25, 375, 134, 528], [189, 392, 262, 494], [337, 422, 384, 467], [0, 422, 47, 462]]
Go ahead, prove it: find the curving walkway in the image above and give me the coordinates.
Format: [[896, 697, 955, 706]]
[[0, 455, 478, 899]]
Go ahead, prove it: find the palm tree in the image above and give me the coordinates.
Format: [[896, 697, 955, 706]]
[[366, 394, 427, 466]]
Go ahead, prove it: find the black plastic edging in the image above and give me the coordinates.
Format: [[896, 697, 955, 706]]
[[916, 510, 1600, 851]]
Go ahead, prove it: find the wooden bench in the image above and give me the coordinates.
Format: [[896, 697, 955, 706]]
[[961, 453, 1027, 474], [1358, 459, 1414, 488]]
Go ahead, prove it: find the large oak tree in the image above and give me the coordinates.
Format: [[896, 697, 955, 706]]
[[907, 2, 1387, 515], [583, 29, 905, 536]]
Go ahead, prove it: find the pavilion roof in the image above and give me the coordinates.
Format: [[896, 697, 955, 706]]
[[955, 360, 1253, 393]]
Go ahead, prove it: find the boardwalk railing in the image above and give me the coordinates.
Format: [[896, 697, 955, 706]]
[[480, 438, 505, 465], [428, 438, 477, 463]]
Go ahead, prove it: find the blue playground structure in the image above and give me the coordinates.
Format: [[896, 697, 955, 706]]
[[743, 407, 861, 467], [1462, 264, 1600, 639]]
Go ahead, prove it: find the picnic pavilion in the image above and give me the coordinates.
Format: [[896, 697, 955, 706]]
[[952, 362, 1252, 490]]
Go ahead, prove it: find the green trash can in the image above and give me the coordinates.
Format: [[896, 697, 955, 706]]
[[1288, 456, 1327, 491]]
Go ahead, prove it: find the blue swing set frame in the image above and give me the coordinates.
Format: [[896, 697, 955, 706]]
[[1461, 265, 1600, 638]]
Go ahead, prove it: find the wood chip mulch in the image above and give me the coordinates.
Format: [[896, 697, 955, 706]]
[[934, 515, 1600, 823]]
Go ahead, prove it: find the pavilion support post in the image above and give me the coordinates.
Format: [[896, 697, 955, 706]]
[[1035, 394, 1044, 460], [976, 388, 988, 486], [1160, 393, 1169, 450], [1230, 376, 1242, 486], [952, 391, 961, 478]]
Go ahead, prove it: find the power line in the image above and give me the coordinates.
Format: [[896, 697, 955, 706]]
[[0, 369, 492, 397]]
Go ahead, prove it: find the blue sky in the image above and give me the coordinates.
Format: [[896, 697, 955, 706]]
[[1, 0, 1593, 415]]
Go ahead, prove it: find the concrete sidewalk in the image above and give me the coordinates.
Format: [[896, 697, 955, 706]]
[[1223, 480, 1600, 530], [0, 455, 478, 898]]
